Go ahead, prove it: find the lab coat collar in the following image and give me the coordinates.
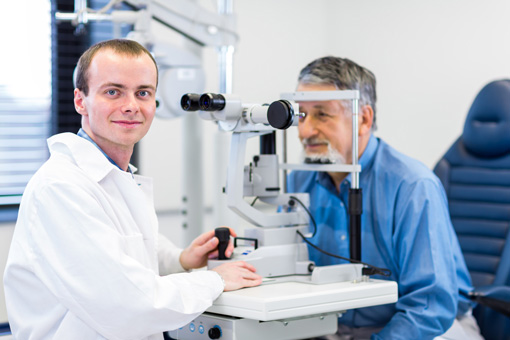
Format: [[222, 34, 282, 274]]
[[47, 133, 138, 183]]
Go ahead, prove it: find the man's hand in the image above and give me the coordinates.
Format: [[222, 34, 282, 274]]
[[179, 227, 237, 270], [212, 261, 262, 291]]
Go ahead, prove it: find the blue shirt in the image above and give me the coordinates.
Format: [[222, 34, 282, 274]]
[[77, 128, 132, 174], [287, 135, 473, 340]]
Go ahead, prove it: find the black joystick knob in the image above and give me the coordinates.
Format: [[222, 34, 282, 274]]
[[215, 227, 230, 260]]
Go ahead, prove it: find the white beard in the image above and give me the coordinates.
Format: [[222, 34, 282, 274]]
[[300, 138, 346, 164]]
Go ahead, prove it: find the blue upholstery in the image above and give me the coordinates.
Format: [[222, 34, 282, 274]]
[[434, 79, 510, 340], [0, 323, 10, 336]]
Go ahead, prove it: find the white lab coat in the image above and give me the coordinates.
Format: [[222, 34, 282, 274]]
[[4, 133, 223, 340]]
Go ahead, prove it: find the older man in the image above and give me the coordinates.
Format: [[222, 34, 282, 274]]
[[288, 56, 482, 340]]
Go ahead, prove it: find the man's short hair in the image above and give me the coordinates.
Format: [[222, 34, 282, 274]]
[[75, 39, 158, 96], [298, 56, 377, 129]]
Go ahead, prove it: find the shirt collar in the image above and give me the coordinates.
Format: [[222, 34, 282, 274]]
[[77, 128, 134, 175], [358, 134, 378, 174], [317, 134, 379, 191]]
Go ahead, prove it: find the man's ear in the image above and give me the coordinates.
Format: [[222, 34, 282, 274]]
[[359, 105, 374, 136], [74, 88, 87, 116]]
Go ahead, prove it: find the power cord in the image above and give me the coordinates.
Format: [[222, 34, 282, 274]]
[[296, 230, 391, 277], [250, 194, 391, 277], [289, 196, 318, 238], [290, 195, 391, 277]]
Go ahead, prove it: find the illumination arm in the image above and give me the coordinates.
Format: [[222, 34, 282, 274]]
[[56, 0, 237, 48]]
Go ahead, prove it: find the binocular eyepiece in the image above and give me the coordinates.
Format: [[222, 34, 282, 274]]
[[180, 93, 296, 130], [180, 93, 201, 111], [181, 93, 227, 112]]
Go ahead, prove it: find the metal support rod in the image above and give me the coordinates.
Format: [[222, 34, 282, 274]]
[[75, 0, 87, 23], [218, 45, 234, 94], [212, 0, 238, 228], [55, 12, 112, 21], [180, 0, 205, 245], [181, 111, 204, 245], [217, 0, 234, 94], [282, 129, 288, 193], [349, 99, 362, 261], [351, 99, 359, 189]]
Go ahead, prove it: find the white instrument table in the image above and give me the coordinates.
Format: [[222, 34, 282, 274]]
[[207, 278, 398, 321]]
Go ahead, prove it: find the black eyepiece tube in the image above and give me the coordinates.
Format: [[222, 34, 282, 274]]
[[180, 93, 201, 111], [199, 93, 226, 111]]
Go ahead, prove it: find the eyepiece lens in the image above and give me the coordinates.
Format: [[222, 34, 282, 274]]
[[180, 94, 201, 111], [199, 93, 226, 111]]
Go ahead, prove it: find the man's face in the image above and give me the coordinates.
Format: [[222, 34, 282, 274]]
[[297, 83, 353, 164], [74, 50, 157, 154]]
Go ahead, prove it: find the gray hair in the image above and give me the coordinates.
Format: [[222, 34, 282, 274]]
[[298, 56, 377, 130]]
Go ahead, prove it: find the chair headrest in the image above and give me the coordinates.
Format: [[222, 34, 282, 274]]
[[463, 80, 510, 158]]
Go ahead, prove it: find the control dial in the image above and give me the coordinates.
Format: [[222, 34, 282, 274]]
[[208, 325, 222, 339]]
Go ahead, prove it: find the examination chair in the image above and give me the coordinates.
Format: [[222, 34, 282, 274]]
[[434, 79, 510, 340]]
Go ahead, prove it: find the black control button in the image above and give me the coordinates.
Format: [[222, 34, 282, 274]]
[[208, 326, 222, 339]]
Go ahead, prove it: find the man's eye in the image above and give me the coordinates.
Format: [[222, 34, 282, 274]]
[[106, 89, 117, 96], [138, 90, 149, 97]]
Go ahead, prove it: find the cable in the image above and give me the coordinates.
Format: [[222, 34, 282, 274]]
[[148, 0, 240, 41], [296, 230, 391, 277], [289, 195, 317, 238], [289, 195, 390, 277], [251, 195, 389, 277], [459, 289, 471, 299], [71, 0, 239, 43], [97, 0, 122, 14], [72, 0, 122, 26]]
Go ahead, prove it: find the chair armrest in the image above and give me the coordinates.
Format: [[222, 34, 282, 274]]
[[470, 285, 510, 317], [473, 285, 510, 300]]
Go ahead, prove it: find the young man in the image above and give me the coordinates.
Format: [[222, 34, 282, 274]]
[[4, 39, 261, 340], [288, 57, 482, 340]]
